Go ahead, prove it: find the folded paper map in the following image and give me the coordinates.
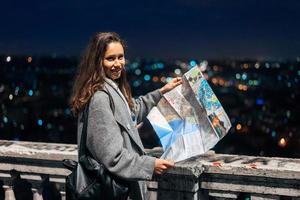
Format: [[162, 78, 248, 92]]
[[147, 63, 231, 162]]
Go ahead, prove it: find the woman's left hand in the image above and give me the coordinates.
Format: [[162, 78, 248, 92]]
[[159, 77, 183, 94]]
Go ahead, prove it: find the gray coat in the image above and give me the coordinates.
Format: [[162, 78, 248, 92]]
[[77, 79, 162, 199]]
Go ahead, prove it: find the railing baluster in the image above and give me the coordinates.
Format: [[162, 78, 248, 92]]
[[3, 185, 16, 200], [60, 191, 66, 200], [20, 174, 48, 200], [49, 175, 66, 200], [0, 172, 16, 200], [31, 188, 43, 200]]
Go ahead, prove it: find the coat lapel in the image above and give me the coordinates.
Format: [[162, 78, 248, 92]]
[[104, 81, 145, 152], [104, 78, 128, 108]]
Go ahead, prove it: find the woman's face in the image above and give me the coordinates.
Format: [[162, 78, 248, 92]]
[[102, 42, 125, 80]]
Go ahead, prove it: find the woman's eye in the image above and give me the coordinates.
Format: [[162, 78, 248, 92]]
[[107, 57, 114, 61], [118, 56, 124, 60]]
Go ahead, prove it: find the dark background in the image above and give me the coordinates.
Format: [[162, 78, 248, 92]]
[[0, 0, 299, 158], [1, 0, 300, 59]]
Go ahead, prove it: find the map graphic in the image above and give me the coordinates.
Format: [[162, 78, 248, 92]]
[[147, 64, 231, 162]]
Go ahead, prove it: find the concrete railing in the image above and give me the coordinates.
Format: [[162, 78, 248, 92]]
[[0, 140, 299, 200], [0, 140, 75, 200]]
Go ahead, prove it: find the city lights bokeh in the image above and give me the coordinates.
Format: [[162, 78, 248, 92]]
[[0, 55, 299, 158]]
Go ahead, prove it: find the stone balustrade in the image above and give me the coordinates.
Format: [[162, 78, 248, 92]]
[[0, 140, 299, 200], [0, 140, 76, 200]]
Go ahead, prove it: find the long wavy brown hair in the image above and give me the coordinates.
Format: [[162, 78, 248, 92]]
[[70, 32, 134, 116]]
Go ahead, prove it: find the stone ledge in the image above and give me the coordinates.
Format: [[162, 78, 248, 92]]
[[0, 140, 299, 198]]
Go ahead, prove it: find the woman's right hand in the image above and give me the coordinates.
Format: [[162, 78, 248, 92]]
[[154, 159, 175, 175], [159, 77, 182, 94]]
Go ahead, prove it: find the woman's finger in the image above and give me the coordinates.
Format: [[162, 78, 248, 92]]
[[161, 166, 167, 170], [164, 160, 175, 167]]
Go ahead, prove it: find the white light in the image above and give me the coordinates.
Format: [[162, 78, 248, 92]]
[[14, 86, 20, 95], [174, 68, 181, 75], [200, 60, 208, 72], [286, 110, 291, 118], [241, 73, 248, 80], [265, 63, 270, 68], [135, 69, 141, 76], [6, 56, 11, 62], [3, 116, 8, 123], [0, 84, 4, 93], [8, 94, 13, 100], [166, 77, 172, 83]]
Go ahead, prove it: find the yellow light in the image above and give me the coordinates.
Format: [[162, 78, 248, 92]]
[[242, 85, 248, 91], [278, 138, 287, 148], [238, 84, 243, 90], [243, 63, 249, 69], [237, 84, 248, 91], [212, 78, 218, 85], [27, 56, 32, 63], [236, 124, 242, 131], [219, 79, 225, 86]]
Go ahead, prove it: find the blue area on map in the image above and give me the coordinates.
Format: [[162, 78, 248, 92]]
[[153, 124, 171, 139], [197, 79, 221, 112], [152, 119, 200, 150]]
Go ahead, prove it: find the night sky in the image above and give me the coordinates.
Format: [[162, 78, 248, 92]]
[[1, 0, 300, 60]]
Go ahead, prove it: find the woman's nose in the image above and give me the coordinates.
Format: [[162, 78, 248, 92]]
[[113, 59, 122, 67]]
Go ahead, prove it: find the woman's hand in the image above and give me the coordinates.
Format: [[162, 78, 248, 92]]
[[159, 77, 182, 94], [154, 159, 175, 175]]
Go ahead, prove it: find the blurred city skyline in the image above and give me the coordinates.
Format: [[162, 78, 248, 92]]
[[0, 55, 299, 158], [1, 0, 300, 60]]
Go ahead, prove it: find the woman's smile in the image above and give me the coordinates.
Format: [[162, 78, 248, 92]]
[[102, 42, 125, 80]]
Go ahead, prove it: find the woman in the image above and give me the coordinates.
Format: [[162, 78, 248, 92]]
[[70, 32, 182, 200]]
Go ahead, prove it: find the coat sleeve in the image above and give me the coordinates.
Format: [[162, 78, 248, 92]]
[[133, 89, 162, 124], [86, 91, 156, 181]]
